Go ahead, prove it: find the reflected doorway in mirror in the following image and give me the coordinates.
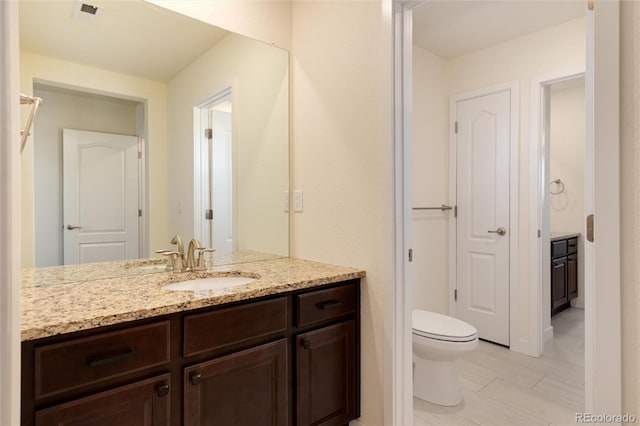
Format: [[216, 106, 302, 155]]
[[194, 89, 234, 252]]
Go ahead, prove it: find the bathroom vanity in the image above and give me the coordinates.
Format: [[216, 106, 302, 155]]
[[550, 233, 579, 317], [20, 256, 364, 425]]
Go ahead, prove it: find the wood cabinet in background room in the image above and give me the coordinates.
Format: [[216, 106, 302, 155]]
[[22, 280, 361, 426], [551, 237, 578, 317]]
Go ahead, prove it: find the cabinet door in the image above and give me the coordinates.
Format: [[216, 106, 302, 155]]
[[34, 374, 170, 426], [183, 339, 287, 426], [567, 253, 578, 299], [297, 320, 356, 426], [551, 257, 568, 315]]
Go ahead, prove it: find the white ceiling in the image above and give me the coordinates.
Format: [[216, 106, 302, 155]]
[[413, 0, 585, 59], [19, 0, 230, 82]]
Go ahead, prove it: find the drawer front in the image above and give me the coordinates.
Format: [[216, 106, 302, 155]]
[[296, 284, 356, 327], [35, 374, 171, 426], [35, 321, 170, 399], [568, 237, 578, 254], [183, 297, 288, 357], [551, 240, 568, 258]]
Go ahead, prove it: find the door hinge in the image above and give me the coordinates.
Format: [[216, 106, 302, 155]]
[[138, 209, 142, 217], [538, 229, 541, 238], [587, 214, 594, 242], [408, 249, 413, 262], [454, 205, 458, 218], [205, 209, 213, 220], [138, 151, 142, 159], [205, 128, 213, 139], [454, 289, 458, 301], [454, 121, 458, 134]]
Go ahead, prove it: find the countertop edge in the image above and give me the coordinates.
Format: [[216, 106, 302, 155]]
[[21, 269, 366, 342]]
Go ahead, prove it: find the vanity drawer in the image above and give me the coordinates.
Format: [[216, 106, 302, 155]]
[[183, 297, 288, 357], [296, 283, 356, 327], [34, 321, 170, 399], [568, 237, 578, 254], [551, 240, 568, 258]]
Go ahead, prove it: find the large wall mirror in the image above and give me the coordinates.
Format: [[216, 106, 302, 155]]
[[19, 0, 289, 271]]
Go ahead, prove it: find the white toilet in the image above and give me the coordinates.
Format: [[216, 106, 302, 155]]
[[412, 310, 478, 406]]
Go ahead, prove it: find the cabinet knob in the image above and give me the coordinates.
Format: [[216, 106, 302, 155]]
[[191, 373, 203, 385], [156, 384, 170, 397], [300, 339, 311, 349]]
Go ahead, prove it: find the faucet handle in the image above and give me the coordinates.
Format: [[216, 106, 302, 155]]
[[195, 248, 215, 270], [161, 251, 184, 272]]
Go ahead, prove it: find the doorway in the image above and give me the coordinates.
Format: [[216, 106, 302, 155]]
[[194, 89, 235, 251], [396, 0, 621, 421]]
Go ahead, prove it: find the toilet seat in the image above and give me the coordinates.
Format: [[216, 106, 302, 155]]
[[412, 310, 477, 343]]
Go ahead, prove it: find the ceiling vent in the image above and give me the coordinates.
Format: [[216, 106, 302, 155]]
[[72, 1, 103, 24]]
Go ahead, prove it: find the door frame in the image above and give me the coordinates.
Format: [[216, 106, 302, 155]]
[[395, 0, 621, 422], [388, 2, 418, 424], [448, 82, 520, 350], [193, 87, 234, 248], [0, 2, 21, 424], [529, 67, 585, 356]]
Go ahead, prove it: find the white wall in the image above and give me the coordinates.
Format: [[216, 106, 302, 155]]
[[291, 2, 392, 424], [412, 17, 585, 345], [166, 32, 289, 256], [32, 86, 138, 267], [549, 82, 586, 234], [19, 51, 169, 266], [412, 46, 450, 314], [549, 80, 585, 308]]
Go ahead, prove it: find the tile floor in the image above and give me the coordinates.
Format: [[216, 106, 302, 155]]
[[414, 308, 585, 425]]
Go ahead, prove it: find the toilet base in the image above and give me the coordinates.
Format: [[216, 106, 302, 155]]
[[413, 357, 462, 406]]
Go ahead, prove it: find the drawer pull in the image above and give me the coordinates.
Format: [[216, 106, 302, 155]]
[[315, 300, 342, 310], [86, 348, 134, 367], [191, 373, 203, 386], [300, 339, 311, 349], [156, 384, 170, 397]]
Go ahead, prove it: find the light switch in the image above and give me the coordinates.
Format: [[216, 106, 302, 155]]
[[294, 190, 303, 212]]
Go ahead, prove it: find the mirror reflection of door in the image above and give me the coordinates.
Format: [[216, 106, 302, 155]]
[[197, 91, 234, 251], [63, 129, 140, 264]]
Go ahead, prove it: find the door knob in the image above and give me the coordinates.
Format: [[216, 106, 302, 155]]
[[488, 227, 506, 236], [66, 224, 82, 230]]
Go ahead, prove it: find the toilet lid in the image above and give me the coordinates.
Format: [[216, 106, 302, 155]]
[[412, 310, 477, 342]]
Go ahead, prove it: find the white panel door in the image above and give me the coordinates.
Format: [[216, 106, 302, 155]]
[[63, 129, 139, 264], [456, 89, 511, 346]]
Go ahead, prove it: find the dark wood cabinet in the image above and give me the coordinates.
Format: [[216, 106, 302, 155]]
[[35, 374, 170, 426], [22, 280, 360, 426], [551, 236, 578, 317], [184, 339, 288, 426], [296, 321, 356, 426]]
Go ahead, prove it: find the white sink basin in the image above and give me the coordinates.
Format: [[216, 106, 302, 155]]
[[162, 276, 257, 292]]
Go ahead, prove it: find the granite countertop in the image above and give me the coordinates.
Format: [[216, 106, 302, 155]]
[[550, 232, 581, 242], [21, 255, 366, 342]]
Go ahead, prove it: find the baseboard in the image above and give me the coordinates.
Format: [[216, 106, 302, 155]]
[[571, 298, 585, 309], [544, 325, 554, 344]]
